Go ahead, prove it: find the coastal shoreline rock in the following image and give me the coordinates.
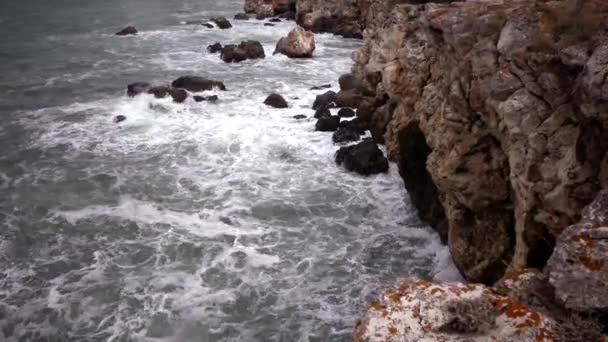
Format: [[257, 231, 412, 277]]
[[116, 26, 137, 36], [221, 40, 265, 63], [335, 139, 388, 176], [274, 26, 315, 58]]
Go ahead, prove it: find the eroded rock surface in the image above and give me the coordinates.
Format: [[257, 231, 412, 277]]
[[349, 0, 608, 283], [274, 26, 315, 58]]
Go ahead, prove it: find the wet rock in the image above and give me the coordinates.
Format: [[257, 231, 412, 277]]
[[113, 115, 127, 123], [337, 107, 355, 118], [245, 0, 284, 19], [293, 114, 307, 119], [221, 40, 265, 63], [315, 115, 340, 132], [354, 279, 559, 342], [355, 100, 374, 123], [274, 26, 315, 58], [547, 190, 608, 313], [202, 23, 214, 29], [168, 88, 188, 103], [127, 82, 150, 97], [310, 84, 331, 90], [205, 95, 219, 102], [264, 93, 288, 108], [210, 17, 232, 29], [313, 106, 331, 119], [278, 11, 296, 20], [335, 89, 362, 108], [333, 121, 362, 143], [269, 18, 281, 23], [147, 85, 170, 98], [338, 73, 359, 91], [312, 91, 336, 110], [207, 42, 223, 54], [335, 139, 388, 176], [234, 13, 250, 20], [116, 26, 137, 36], [194, 95, 219, 102], [264, 23, 275, 27], [171, 76, 226, 92]]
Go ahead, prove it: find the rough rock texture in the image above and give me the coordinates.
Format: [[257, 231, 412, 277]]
[[547, 190, 608, 313], [221, 41, 265, 63], [127, 82, 150, 97], [295, 0, 369, 38], [335, 139, 388, 176], [351, 0, 608, 284], [312, 91, 336, 110], [354, 278, 571, 342], [264, 93, 288, 108], [274, 26, 315, 58], [210, 17, 232, 29], [245, 0, 294, 18], [171, 76, 226, 92], [207, 42, 223, 54], [315, 115, 340, 132]]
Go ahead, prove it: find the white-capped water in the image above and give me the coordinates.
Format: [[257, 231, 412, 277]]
[[0, 0, 460, 341]]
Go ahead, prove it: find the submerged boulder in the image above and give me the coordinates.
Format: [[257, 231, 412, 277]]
[[171, 76, 226, 92], [274, 26, 315, 58], [210, 17, 232, 29], [168, 88, 188, 103], [335, 139, 388, 176], [202, 23, 214, 29], [127, 82, 150, 97], [314, 106, 331, 119], [310, 84, 331, 90], [234, 13, 250, 20], [221, 40, 265, 63], [315, 115, 340, 132], [293, 114, 307, 120], [113, 115, 127, 123], [333, 118, 365, 143], [116, 26, 138, 36], [207, 42, 223, 54], [264, 93, 288, 108], [312, 91, 336, 110]]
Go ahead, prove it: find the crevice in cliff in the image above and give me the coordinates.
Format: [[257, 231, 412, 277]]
[[397, 122, 449, 243]]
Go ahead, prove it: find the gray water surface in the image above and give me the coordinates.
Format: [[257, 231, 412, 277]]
[[0, 1, 458, 341]]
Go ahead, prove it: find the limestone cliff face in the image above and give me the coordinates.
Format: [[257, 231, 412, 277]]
[[351, 0, 608, 284]]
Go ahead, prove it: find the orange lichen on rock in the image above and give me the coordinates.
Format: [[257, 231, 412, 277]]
[[578, 255, 604, 271]]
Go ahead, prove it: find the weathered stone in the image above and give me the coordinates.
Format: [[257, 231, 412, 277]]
[[335, 89, 362, 108], [127, 82, 150, 97], [221, 40, 265, 63], [354, 279, 559, 342], [547, 190, 608, 313], [210, 17, 232, 29], [234, 13, 250, 20], [337, 108, 355, 118], [207, 42, 223, 54], [335, 139, 388, 176], [312, 91, 336, 110], [274, 26, 315, 58], [315, 115, 340, 132], [116, 26, 137, 36], [171, 76, 226, 92], [113, 115, 127, 123], [264, 93, 288, 108]]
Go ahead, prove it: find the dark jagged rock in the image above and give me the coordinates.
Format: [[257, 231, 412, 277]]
[[113, 115, 127, 123], [333, 126, 360, 143], [116, 26, 138, 36], [147, 85, 170, 98], [335, 139, 388, 176], [207, 42, 223, 54], [314, 106, 331, 119], [168, 88, 188, 103], [335, 89, 362, 108], [202, 23, 214, 29], [315, 115, 340, 132], [338, 73, 359, 91], [193, 95, 219, 102], [234, 13, 250, 20], [171, 76, 226, 92], [127, 82, 150, 97], [293, 114, 307, 119], [205, 95, 218, 102], [193, 96, 205, 102], [269, 18, 282, 22], [264, 23, 275, 27], [337, 108, 355, 118], [264, 93, 288, 108], [274, 26, 315, 58], [312, 91, 336, 110], [210, 17, 232, 29], [221, 40, 265, 63], [310, 84, 331, 90]]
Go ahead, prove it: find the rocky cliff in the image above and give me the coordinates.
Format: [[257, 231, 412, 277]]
[[351, 0, 608, 285]]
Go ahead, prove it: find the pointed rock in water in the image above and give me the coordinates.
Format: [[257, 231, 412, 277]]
[[127, 82, 150, 97], [315, 115, 340, 132], [116, 26, 137, 36], [264, 93, 288, 108], [207, 42, 223, 54], [234, 13, 250, 20], [171, 76, 226, 92], [314, 106, 331, 119], [310, 84, 331, 90], [210, 17, 232, 29], [274, 26, 315, 58], [312, 91, 336, 110], [338, 108, 355, 118], [293, 114, 307, 120], [221, 40, 265, 63], [335, 139, 388, 176], [202, 23, 214, 29], [113, 115, 127, 123]]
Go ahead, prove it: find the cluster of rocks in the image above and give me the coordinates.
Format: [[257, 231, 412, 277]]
[[244, 0, 297, 20], [116, 76, 225, 122]]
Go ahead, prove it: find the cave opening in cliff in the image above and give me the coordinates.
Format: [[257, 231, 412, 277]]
[[397, 122, 449, 243]]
